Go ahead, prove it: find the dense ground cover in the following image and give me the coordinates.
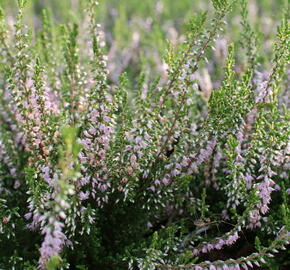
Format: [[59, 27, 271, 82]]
[[0, 0, 289, 269]]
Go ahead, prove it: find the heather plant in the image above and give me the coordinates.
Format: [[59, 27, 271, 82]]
[[0, 0, 289, 270]]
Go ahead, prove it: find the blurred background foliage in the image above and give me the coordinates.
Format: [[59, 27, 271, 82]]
[[1, 0, 288, 87]]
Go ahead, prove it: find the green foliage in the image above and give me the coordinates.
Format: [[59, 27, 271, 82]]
[[0, 0, 289, 269]]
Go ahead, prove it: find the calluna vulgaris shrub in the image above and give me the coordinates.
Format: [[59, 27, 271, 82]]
[[0, 0, 289, 269]]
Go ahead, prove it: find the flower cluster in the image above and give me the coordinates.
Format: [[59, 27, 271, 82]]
[[0, 0, 289, 269]]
